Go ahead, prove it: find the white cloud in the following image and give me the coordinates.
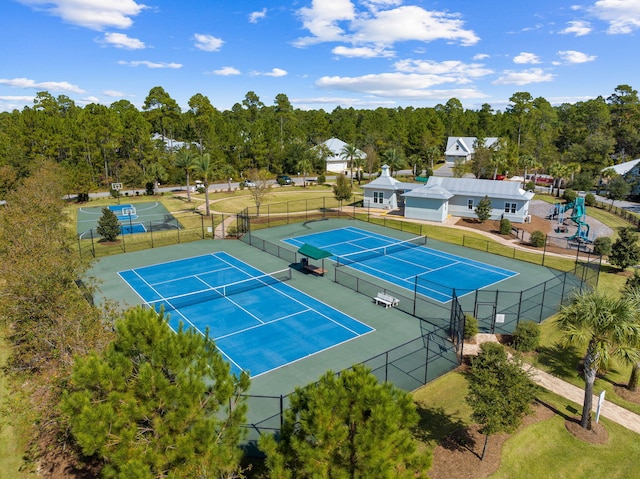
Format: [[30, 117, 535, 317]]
[[194, 34, 224, 52], [82, 95, 101, 103], [590, 0, 640, 34], [474, 53, 490, 60], [513, 52, 541, 64], [316, 72, 485, 99], [394, 59, 493, 78], [103, 32, 145, 49], [557, 50, 597, 63], [493, 68, 554, 85], [295, 1, 478, 52], [118, 60, 182, 69], [249, 8, 267, 23], [103, 90, 125, 97], [560, 20, 592, 36], [332, 45, 395, 58], [295, 0, 356, 46], [252, 68, 288, 77], [0, 77, 85, 93], [351, 6, 480, 46], [18, 0, 147, 30], [211, 66, 241, 76]]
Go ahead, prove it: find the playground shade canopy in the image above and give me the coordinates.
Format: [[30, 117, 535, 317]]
[[298, 243, 333, 260]]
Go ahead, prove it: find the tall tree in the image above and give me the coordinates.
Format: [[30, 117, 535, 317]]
[[61, 306, 250, 478], [174, 148, 196, 202], [340, 143, 359, 186], [142, 86, 181, 140], [607, 175, 631, 207], [506, 92, 534, 153], [556, 290, 640, 429], [259, 364, 428, 478], [193, 153, 215, 216], [466, 343, 535, 459], [246, 168, 272, 216]]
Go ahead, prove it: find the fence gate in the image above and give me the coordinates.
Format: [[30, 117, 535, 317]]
[[474, 301, 497, 333]]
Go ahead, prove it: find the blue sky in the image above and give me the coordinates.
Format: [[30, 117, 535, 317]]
[[2, 0, 640, 113]]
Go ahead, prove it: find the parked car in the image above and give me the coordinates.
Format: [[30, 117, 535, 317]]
[[242, 179, 256, 188], [276, 175, 293, 185]]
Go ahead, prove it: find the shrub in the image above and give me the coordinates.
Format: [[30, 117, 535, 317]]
[[464, 313, 479, 340], [145, 182, 155, 195], [624, 270, 640, 294], [530, 230, 546, 248], [593, 236, 612, 257], [584, 192, 596, 207], [513, 320, 540, 352], [562, 188, 577, 203], [318, 174, 326, 184], [525, 181, 536, 191], [499, 217, 511, 235]]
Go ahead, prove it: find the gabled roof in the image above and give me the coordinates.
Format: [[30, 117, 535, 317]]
[[402, 184, 454, 200], [444, 137, 499, 157], [404, 177, 533, 201], [318, 138, 367, 159], [602, 158, 640, 176]]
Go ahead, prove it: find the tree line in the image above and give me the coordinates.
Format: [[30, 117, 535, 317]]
[[1, 84, 640, 199]]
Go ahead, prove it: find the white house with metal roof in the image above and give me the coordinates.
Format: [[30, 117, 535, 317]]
[[317, 138, 367, 173], [362, 165, 415, 209], [601, 158, 640, 195], [444, 137, 499, 164], [403, 177, 534, 223]]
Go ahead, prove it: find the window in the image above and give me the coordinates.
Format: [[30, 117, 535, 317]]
[[467, 199, 474, 210], [504, 202, 517, 214], [373, 191, 384, 204]]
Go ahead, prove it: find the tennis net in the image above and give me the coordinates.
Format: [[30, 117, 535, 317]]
[[335, 236, 427, 267], [150, 268, 292, 312]]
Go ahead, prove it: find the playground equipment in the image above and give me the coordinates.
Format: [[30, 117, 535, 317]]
[[548, 197, 592, 244]]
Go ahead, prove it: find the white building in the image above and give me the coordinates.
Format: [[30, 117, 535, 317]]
[[403, 177, 534, 224], [444, 137, 499, 164], [361, 165, 409, 209], [316, 138, 367, 174]]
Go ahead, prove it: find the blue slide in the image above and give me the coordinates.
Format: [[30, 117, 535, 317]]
[[567, 197, 591, 243]]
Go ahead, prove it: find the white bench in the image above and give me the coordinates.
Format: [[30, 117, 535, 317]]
[[373, 292, 399, 308]]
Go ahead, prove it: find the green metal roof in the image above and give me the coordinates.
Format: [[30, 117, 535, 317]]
[[298, 243, 333, 260]]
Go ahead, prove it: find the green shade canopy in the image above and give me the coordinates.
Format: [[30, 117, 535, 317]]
[[298, 243, 333, 260]]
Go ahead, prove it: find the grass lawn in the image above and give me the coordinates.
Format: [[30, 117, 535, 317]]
[[413, 372, 640, 478]]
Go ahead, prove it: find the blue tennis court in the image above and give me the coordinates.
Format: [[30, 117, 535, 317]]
[[118, 251, 373, 377], [284, 226, 518, 303]]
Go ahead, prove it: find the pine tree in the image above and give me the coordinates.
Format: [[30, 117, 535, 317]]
[[466, 343, 536, 459], [609, 227, 640, 270], [61, 306, 250, 478], [96, 207, 121, 241], [259, 364, 429, 478], [475, 195, 492, 223]]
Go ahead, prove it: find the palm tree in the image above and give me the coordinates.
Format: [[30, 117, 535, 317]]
[[340, 143, 359, 186], [381, 148, 405, 177], [296, 157, 314, 187], [556, 290, 640, 429], [193, 153, 215, 216], [174, 148, 195, 202], [519, 154, 540, 188]]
